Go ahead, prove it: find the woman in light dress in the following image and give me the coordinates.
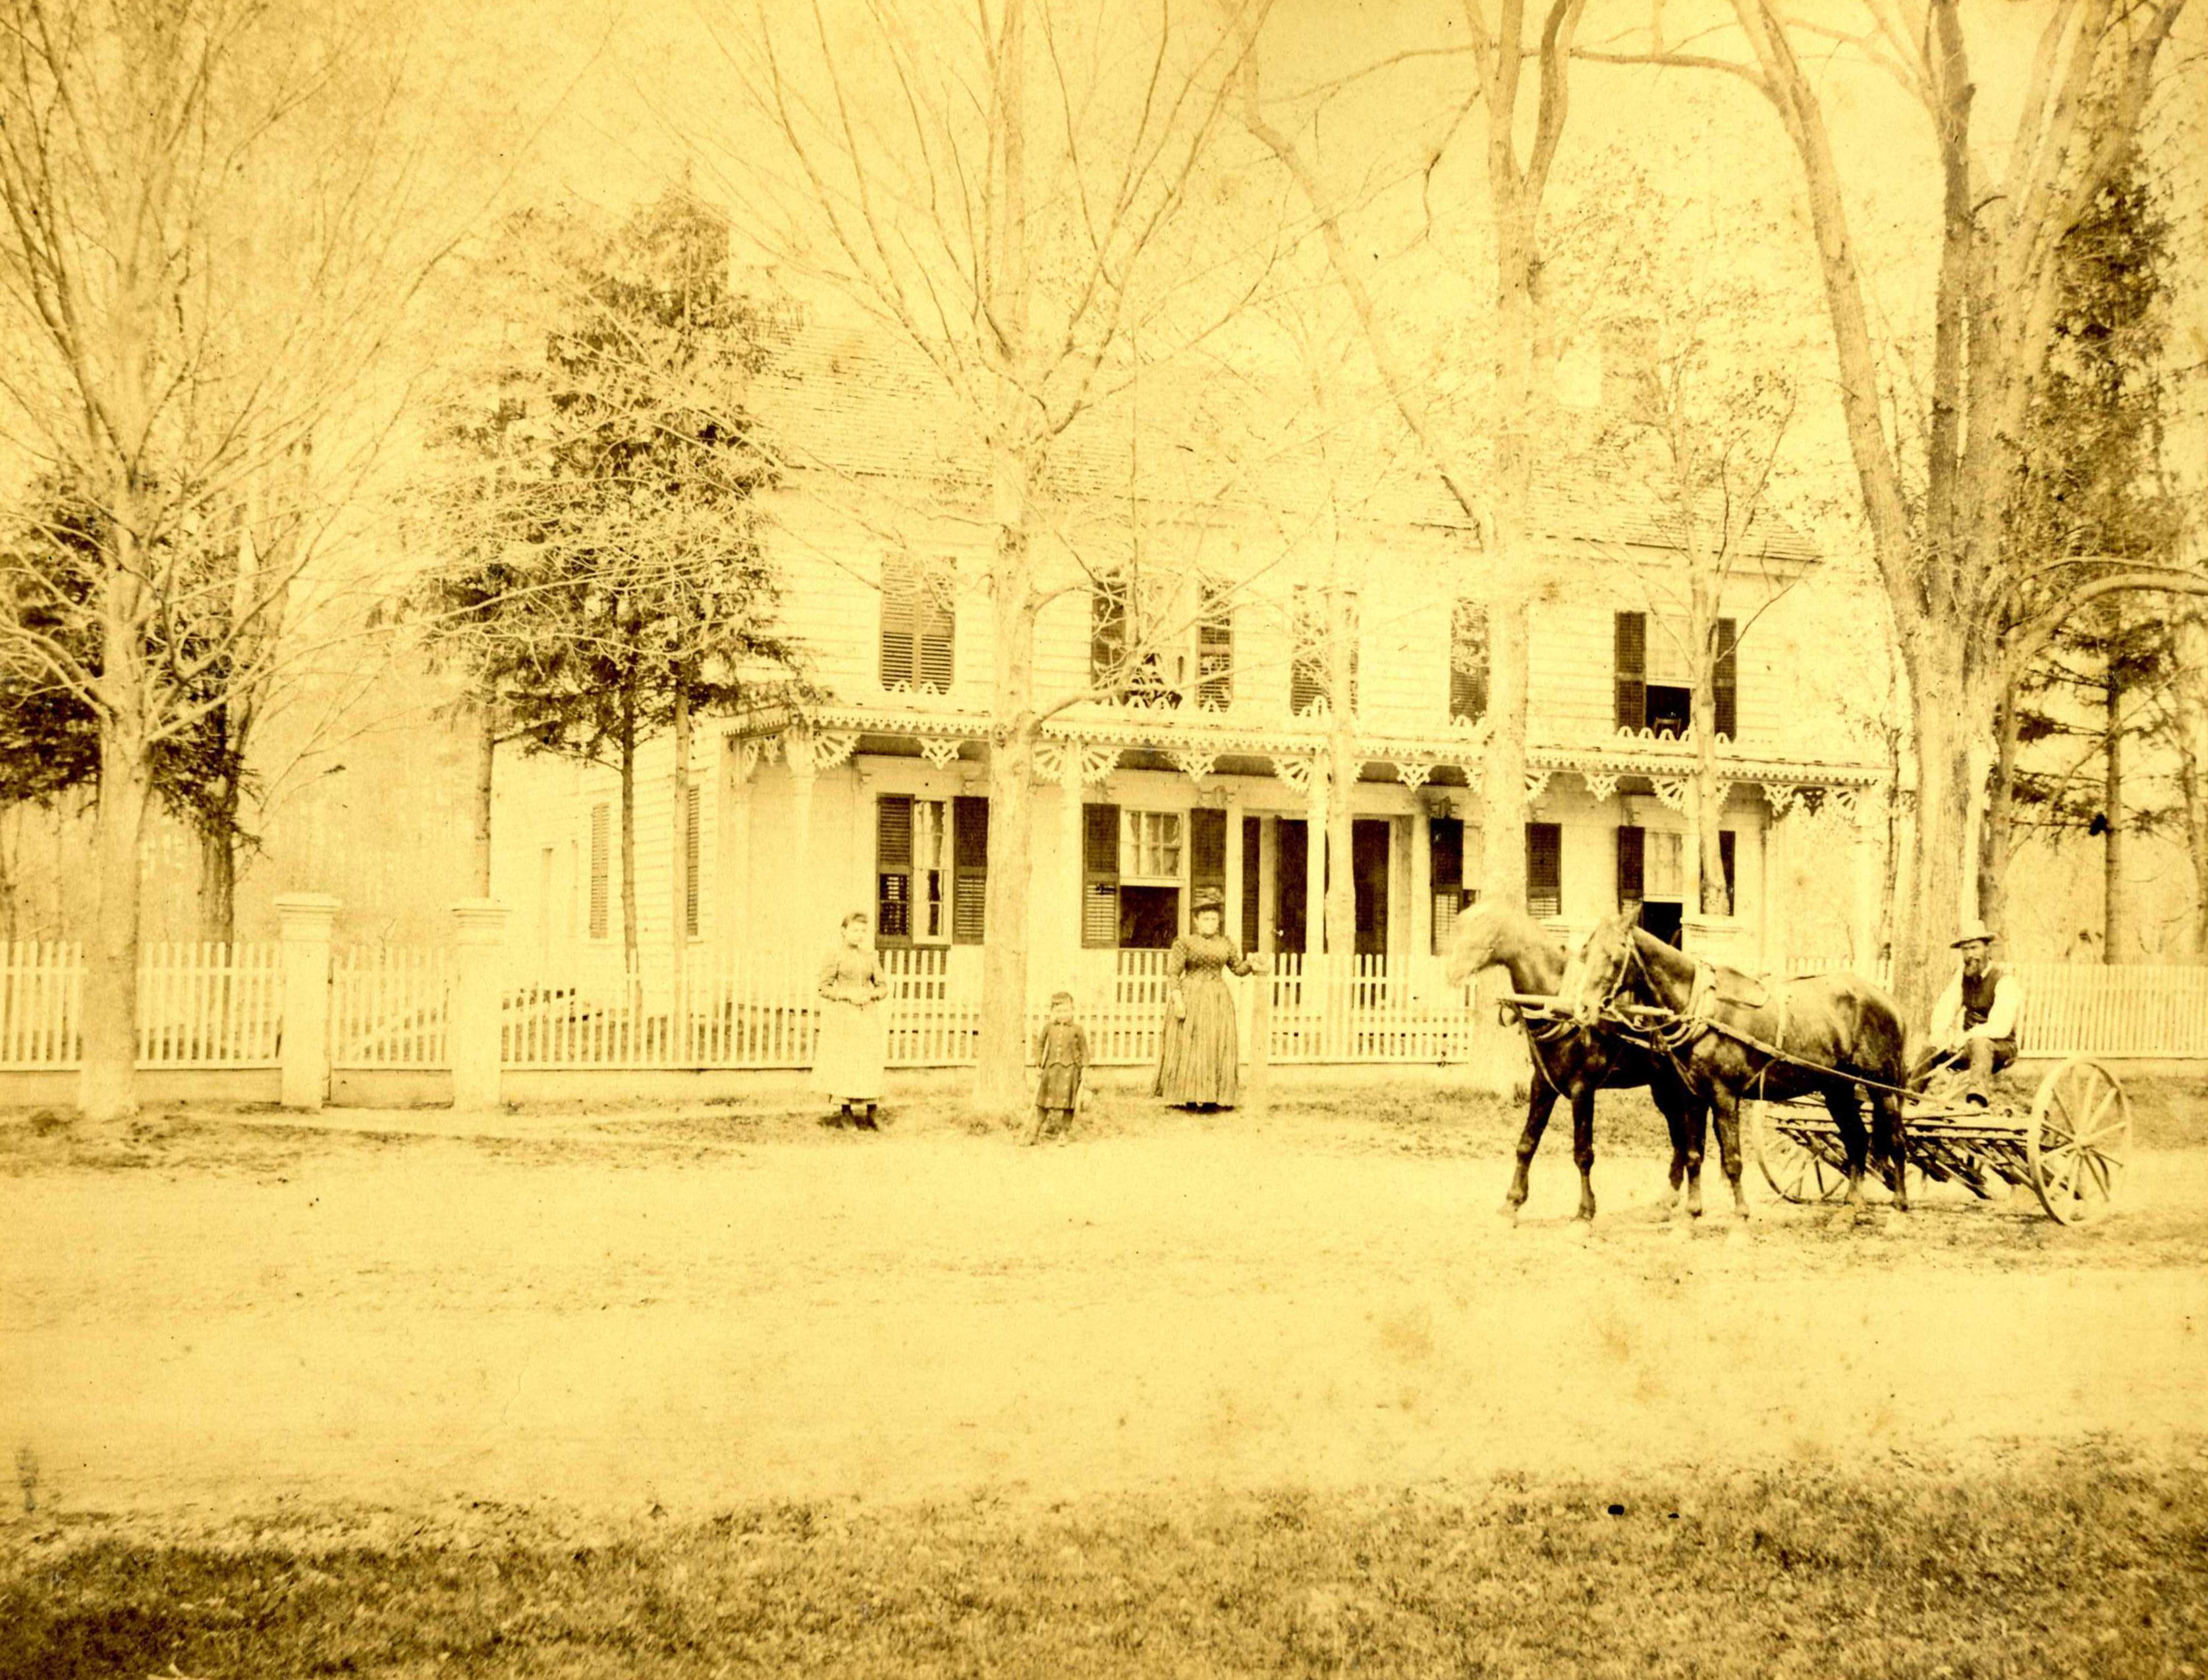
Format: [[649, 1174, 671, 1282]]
[[1153, 890, 1260, 1111], [816, 909, 890, 1128]]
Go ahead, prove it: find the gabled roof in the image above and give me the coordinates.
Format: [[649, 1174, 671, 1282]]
[[749, 312, 1818, 564]]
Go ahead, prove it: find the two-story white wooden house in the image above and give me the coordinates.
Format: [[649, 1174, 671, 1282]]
[[490, 312, 1887, 1001]]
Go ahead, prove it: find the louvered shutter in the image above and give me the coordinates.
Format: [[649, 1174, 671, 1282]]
[[1289, 587, 1325, 715], [1082, 802, 1120, 948], [1197, 587, 1233, 707], [1190, 807, 1227, 909], [876, 794, 914, 940], [1526, 822, 1563, 919], [588, 802, 611, 941], [918, 560, 955, 691], [1614, 612, 1647, 732], [1240, 815, 1262, 949], [1430, 816, 1465, 952], [684, 786, 701, 938], [952, 795, 988, 944], [879, 558, 916, 688], [1713, 616, 1738, 741], [1616, 823, 1645, 911], [1449, 601, 1488, 722]]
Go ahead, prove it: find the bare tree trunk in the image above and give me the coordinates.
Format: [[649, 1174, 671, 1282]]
[[1978, 678, 2018, 931], [2104, 649, 2123, 963], [83, 709, 152, 1122], [619, 690, 639, 964], [670, 678, 692, 1056], [197, 811, 236, 944], [1896, 632, 1989, 1017], [1324, 578, 1356, 957], [2177, 612, 2208, 961], [973, 0, 1038, 1114], [473, 700, 496, 896]]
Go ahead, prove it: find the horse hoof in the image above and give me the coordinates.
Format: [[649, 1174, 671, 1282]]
[[1495, 1204, 1521, 1229]]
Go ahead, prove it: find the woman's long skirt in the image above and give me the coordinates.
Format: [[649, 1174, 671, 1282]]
[[1153, 976, 1240, 1106], [815, 998, 886, 1102]]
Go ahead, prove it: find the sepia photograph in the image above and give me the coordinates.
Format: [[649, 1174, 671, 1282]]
[[1, 0, 2205, 1672]]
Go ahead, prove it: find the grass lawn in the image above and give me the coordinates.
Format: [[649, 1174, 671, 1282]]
[[5, 1453, 2203, 1679]]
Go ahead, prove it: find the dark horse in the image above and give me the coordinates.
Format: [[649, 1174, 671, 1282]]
[[1445, 904, 1703, 1225], [1562, 908, 1912, 1221]]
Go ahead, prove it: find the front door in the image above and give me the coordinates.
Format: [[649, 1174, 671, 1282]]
[[1275, 819, 1307, 954], [1352, 819, 1390, 957]]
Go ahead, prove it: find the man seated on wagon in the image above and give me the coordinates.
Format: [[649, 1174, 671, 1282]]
[[1911, 919, 2023, 1108]]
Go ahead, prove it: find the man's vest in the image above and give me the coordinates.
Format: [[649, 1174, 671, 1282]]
[[1960, 962, 2008, 1032]]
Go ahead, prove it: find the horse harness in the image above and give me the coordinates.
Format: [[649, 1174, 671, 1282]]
[[1598, 935, 1919, 1104]]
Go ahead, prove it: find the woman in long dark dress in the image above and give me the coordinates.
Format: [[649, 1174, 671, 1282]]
[[1153, 892, 1259, 1110]]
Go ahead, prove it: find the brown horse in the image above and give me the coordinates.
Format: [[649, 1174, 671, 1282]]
[[1445, 904, 1703, 1225], [1561, 908, 1912, 1220]]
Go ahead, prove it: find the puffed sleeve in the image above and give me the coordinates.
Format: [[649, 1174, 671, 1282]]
[[1165, 937, 1190, 979], [817, 951, 842, 1000]]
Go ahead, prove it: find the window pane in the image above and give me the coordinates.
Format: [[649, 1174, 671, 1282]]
[[1647, 831, 1684, 899]]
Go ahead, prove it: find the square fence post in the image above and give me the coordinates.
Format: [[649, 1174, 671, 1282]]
[[450, 899, 509, 1111], [275, 894, 341, 1110]]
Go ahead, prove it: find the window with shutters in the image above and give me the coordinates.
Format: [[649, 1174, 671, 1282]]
[[1449, 602, 1488, 722], [1121, 809, 1183, 882], [588, 802, 611, 942], [1431, 816, 1466, 951], [1526, 822, 1562, 920], [1290, 585, 1359, 715], [1082, 802, 1120, 948], [880, 554, 956, 691], [876, 795, 914, 940], [1717, 828, 1737, 909], [1616, 609, 1738, 740], [684, 786, 701, 938], [952, 795, 988, 944]]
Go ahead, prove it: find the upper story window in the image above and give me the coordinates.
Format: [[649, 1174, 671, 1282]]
[[1449, 601, 1488, 723], [881, 553, 955, 691], [1290, 584, 1360, 715], [1614, 610, 1738, 740], [1091, 574, 1232, 708]]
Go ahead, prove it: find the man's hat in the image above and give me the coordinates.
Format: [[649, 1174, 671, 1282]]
[[1951, 917, 1997, 949]]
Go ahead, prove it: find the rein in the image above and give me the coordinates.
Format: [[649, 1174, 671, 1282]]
[[1601, 935, 1919, 1104]]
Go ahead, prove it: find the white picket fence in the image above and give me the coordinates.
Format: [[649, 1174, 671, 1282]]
[[0, 941, 282, 1070], [5, 940, 2208, 1075]]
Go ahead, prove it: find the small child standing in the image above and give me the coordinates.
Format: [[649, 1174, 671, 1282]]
[[1025, 990, 1088, 1145]]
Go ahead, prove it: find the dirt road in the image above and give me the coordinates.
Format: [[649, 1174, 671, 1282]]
[[4, 1116, 2204, 1521]]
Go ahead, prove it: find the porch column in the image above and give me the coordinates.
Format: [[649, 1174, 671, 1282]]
[[1059, 741, 1086, 965], [1223, 788, 1245, 948], [1257, 815, 1279, 955], [851, 765, 875, 931], [787, 729, 818, 948], [1850, 786, 1883, 971], [1410, 805, 1432, 967], [1304, 759, 1327, 958], [1763, 799, 1789, 967], [718, 737, 757, 950]]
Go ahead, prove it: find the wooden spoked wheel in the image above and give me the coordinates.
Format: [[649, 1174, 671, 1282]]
[[1753, 1102, 1850, 1205], [2026, 1058, 2132, 1226]]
